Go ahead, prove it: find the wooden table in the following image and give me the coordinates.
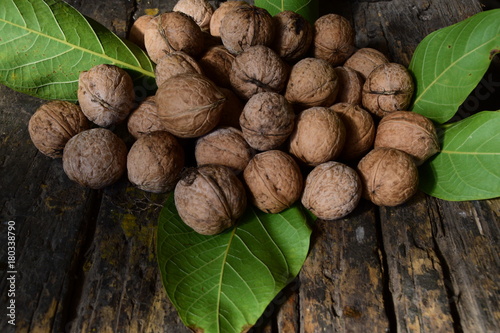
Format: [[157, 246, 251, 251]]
[[1, 0, 499, 332]]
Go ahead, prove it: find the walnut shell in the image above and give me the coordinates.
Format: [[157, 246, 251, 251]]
[[301, 161, 362, 220], [219, 5, 275, 54], [217, 87, 244, 129], [199, 45, 235, 88], [210, 1, 251, 37], [230, 45, 289, 99], [374, 111, 440, 165], [357, 147, 419, 206], [243, 150, 303, 214], [195, 127, 254, 173], [155, 51, 203, 87], [155, 73, 226, 138], [285, 58, 339, 108], [28, 100, 90, 158], [330, 103, 375, 160], [127, 96, 167, 139], [128, 15, 154, 49], [62, 128, 127, 189], [127, 131, 184, 193], [313, 14, 355, 66], [289, 107, 346, 166], [344, 48, 390, 80], [173, 0, 214, 32], [272, 10, 313, 62], [174, 165, 247, 235], [240, 92, 295, 151], [334, 66, 364, 105], [78, 64, 135, 127], [362, 63, 415, 117]]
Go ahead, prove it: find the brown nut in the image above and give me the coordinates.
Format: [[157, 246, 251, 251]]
[[174, 165, 247, 235], [128, 15, 154, 49], [240, 92, 295, 151], [78, 64, 135, 127], [301, 161, 362, 220], [330, 103, 375, 160], [334, 66, 364, 105], [28, 100, 90, 158], [344, 48, 390, 80], [285, 58, 339, 108], [62, 128, 127, 189], [127, 96, 167, 139], [230, 45, 289, 99], [209, 1, 251, 37], [272, 10, 313, 62], [289, 107, 346, 166], [357, 147, 419, 206], [362, 63, 415, 117], [195, 127, 254, 173], [173, 0, 214, 32], [127, 131, 184, 193], [155, 73, 226, 138], [155, 51, 203, 87], [217, 87, 244, 129], [219, 5, 275, 55], [313, 14, 355, 66], [198, 45, 235, 88], [243, 150, 303, 214], [144, 11, 204, 63], [374, 111, 440, 165]]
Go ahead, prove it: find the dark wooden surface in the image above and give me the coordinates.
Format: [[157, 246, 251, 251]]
[[1, 0, 499, 332]]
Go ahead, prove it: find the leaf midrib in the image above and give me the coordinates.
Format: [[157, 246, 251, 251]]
[[216, 226, 237, 332], [440, 150, 499, 155]]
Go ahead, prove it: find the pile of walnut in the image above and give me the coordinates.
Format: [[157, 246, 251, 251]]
[[28, 0, 440, 235]]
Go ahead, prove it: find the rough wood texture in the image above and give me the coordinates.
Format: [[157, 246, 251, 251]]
[[0, 0, 499, 333]]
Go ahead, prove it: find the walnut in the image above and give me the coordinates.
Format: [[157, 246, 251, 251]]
[[127, 131, 184, 193], [210, 1, 251, 37], [313, 14, 355, 66], [174, 165, 247, 235], [62, 128, 127, 189], [195, 127, 254, 173], [78, 64, 135, 127], [289, 107, 345, 166], [28, 100, 90, 158], [217, 87, 244, 129], [127, 96, 167, 139], [344, 48, 389, 79], [173, 0, 214, 32], [301, 161, 362, 220], [240, 92, 295, 151], [243, 150, 303, 214], [199, 45, 235, 88], [128, 15, 154, 49], [144, 11, 204, 63], [230, 45, 289, 99], [155, 51, 203, 87], [285, 58, 339, 108], [219, 5, 275, 54], [330, 103, 375, 160], [334, 66, 364, 105], [374, 111, 440, 165], [362, 63, 415, 117], [357, 147, 419, 206], [272, 10, 313, 62], [155, 73, 226, 138]]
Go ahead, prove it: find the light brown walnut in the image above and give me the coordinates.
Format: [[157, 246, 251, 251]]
[[334, 66, 364, 105], [210, 1, 250, 37], [128, 15, 154, 49], [272, 10, 313, 62], [173, 0, 214, 32], [155, 51, 203, 87], [313, 14, 355, 66], [127, 96, 167, 139], [199, 45, 235, 88], [344, 48, 389, 79]]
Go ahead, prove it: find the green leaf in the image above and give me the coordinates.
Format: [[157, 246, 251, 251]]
[[157, 195, 312, 333], [409, 9, 500, 124], [255, 0, 319, 24], [0, 0, 154, 102], [419, 111, 500, 201]]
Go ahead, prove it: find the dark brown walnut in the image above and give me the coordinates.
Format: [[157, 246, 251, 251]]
[[144, 11, 204, 63], [217, 87, 244, 129], [272, 10, 313, 62], [28, 100, 90, 158], [243, 150, 303, 214], [62, 128, 127, 189], [285, 58, 339, 108], [344, 48, 390, 80], [301, 161, 362, 220], [174, 165, 247, 235], [240, 92, 295, 151], [313, 14, 355, 66], [334, 66, 364, 105], [374, 111, 440, 165], [289, 107, 345, 166], [209, 1, 251, 37], [155, 51, 203, 87], [330, 103, 375, 160], [173, 0, 214, 32], [128, 15, 154, 49], [127, 131, 184, 193], [78, 64, 135, 127], [362, 63, 415, 117], [127, 96, 167, 139], [357, 147, 419, 207], [195, 127, 254, 173], [156, 73, 226, 138], [199, 45, 235, 88], [230, 45, 289, 99]]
